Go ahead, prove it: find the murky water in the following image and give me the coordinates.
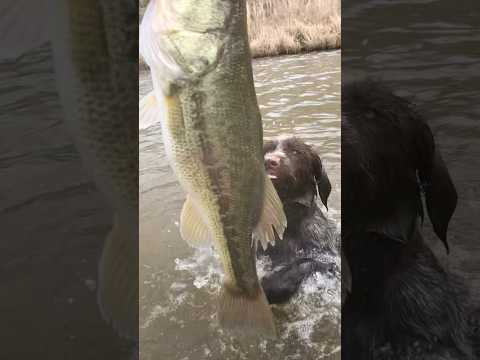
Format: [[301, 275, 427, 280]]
[[0, 45, 131, 358], [139, 50, 341, 359], [343, 0, 480, 313]]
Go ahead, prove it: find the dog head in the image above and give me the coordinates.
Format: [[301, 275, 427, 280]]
[[342, 81, 457, 251], [263, 136, 331, 209]]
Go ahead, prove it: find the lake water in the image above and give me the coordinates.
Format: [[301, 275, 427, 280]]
[[0, 45, 131, 358], [139, 50, 341, 359], [343, 0, 480, 310]]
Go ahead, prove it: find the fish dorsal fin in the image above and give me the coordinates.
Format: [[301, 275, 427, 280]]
[[139, 91, 161, 130], [180, 196, 212, 247], [253, 176, 287, 251]]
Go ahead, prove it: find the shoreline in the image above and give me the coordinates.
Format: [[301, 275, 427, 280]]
[[138, 44, 341, 71], [139, 0, 340, 70], [250, 37, 341, 59]]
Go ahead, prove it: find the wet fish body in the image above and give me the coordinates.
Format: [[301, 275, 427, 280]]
[[140, 0, 287, 336], [1, 0, 138, 340], [49, 0, 138, 339]]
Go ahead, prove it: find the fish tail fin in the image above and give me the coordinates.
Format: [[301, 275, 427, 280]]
[[97, 217, 138, 340], [218, 284, 277, 338], [253, 175, 287, 251], [139, 91, 161, 129]]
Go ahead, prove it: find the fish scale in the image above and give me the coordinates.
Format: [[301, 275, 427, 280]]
[[140, 0, 287, 337], [0, 0, 139, 342], [48, 0, 139, 339]]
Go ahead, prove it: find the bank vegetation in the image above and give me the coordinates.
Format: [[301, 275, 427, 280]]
[[139, 0, 340, 68]]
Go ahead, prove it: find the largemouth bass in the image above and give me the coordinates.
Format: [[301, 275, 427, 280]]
[[48, 0, 139, 339], [1, 0, 138, 341], [140, 0, 287, 336]]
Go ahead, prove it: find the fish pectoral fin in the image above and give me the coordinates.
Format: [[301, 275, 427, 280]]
[[180, 196, 212, 247], [218, 285, 277, 338], [253, 176, 288, 251], [97, 216, 138, 340], [139, 91, 161, 130]]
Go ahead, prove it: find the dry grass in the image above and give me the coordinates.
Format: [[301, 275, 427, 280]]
[[247, 0, 340, 57], [138, 0, 340, 67]]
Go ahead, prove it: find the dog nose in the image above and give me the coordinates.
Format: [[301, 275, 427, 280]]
[[265, 158, 279, 168]]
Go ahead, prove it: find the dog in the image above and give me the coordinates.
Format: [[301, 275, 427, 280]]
[[341, 81, 476, 359], [257, 136, 339, 304]]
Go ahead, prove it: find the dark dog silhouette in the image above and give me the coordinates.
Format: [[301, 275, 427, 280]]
[[258, 137, 339, 304], [341, 81, 476, 359]]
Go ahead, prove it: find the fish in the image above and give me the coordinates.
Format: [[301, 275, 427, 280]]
[[1, 0, 139, 339], [139, 0, 287, 337], [49, 0, 139, 339]]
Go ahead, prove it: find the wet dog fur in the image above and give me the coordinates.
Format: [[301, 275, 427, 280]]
[[258, 137, 339, 304], [341, 81, 476, 359]]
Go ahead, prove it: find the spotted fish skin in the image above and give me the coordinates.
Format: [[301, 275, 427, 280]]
[[49, 0, 139, 339], [140, 0, 287, 337]]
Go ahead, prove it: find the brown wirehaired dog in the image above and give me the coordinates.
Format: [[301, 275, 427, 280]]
[[258, 137, 339, 304], [341, 81, 476, 359]]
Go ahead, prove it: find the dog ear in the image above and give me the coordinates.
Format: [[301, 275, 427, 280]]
[[417, 125, 457, 253], [365, 198, 419, 244], [421, 151, 457, 253], [312, 153, 331, 210]]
